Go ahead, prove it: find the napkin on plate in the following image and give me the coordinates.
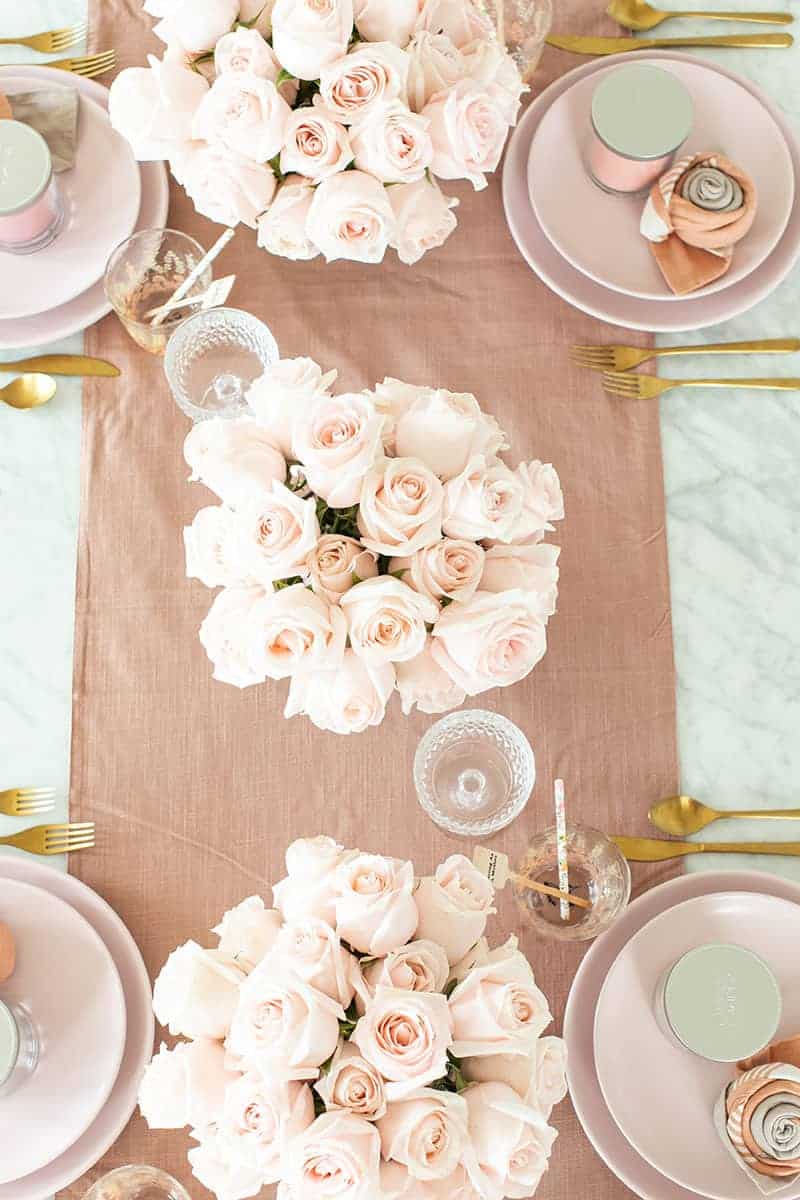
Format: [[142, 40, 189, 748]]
[[640, 151, 758, 296], [715, 1062, 800, 1195], [741, 1037, 800, 1074], [0, 86, 79, 171]]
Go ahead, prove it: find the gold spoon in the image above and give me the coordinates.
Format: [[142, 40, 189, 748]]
[[649, 793, 800, 836], [0, 374, 57, 410], [607, 0, 792, 30]]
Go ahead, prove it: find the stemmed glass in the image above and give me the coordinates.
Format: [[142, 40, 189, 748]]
[[475, 0, 554, 79], [164, 307, 279, 422], [82, 1165, 190, 1200]]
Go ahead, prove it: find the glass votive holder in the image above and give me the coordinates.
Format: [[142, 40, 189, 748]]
[[0, 121, 64, 255], [82, 1165, 191, 1200], [103, 229, 212, 356], [164, 307, 279, 422], [513, 824, 631, 941], [414, 709, 535, 838], [0, 998, 39, 1096]]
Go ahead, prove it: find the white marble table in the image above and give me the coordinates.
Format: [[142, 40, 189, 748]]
[[1, 0, 799, 886]]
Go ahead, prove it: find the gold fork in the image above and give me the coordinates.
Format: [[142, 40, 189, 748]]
[[25, 51, 117, 79], [0, 823, 95, 856], [0, 787, 55, 818], [571, 337, 800, 373], [0, 22, 87, 54], [602, 372, 800, 400]]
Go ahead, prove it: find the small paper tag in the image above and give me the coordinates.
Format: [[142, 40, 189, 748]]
[[145, 274, 236, 321], [473, 846, 510, 889]]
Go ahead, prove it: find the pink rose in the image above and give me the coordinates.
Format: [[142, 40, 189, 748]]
[[466, 1039, 567, 1119], [184, 417, 286, 509], [272, 0, 354, 81], [392, 389, 507, 481], [286, 1111, 381, 1200], [391, 539, 485, 604], [428, 1165, 484, 1200], [193, 74, 291, 163], [380, 1160, 427, 1200], [395, 642, 466, 716], [532, 1037, 568, 1118], [406, 32, 465, 112], [184, 505, 253, 589], [150, 0, 240, 53], [227, 960, 344, 1079], [247, 584, 347, 679], [271, 917, 358, 1007], [442, 456, 523, 543], [448, 939, 551, 1058], [357, 458, 444, 556], [306, 170, 396, 264], [218, 1074, 315, 1181], [153, 940, 246, 1039], [281, 105, 353, 181], [502, 461, 565, 544], [353, 0, 419, 45], [273, 836, 350, 926], [188, 1129, 265, 1200], [360, 938, 449, 1000], [199, 585, 268, 689], [379, 1089, 469, 1180], [480, 544, 560, 619], [284, 649, 396, 734], [109, 55, 208, 160], [139, 1039, 236, 1131], [247, 357, 338, 457], [352, 988, 453, 1098], [236, 482, 320, 585], [334, 853, 418, 954], [414, 0, 494, 48], [431, 589, 547, 695], [388, 177, 458, 264], [215, 27, 281, 80], [462, 41, 527, 125], [178, 143, 277, 228], [465, 1082, 557, 1200], [423, 80, 509, 191], [293, 393, 385, 508], [351, 101, 433, 184], [315, 1041, 388, 1119], [306, 535, 379, 604], [258, 175, 320, 261], [320, 43, 411, 123], [213, 896, 283, 971], [340, 577, 439, 666], [414, 855, 495, 965], [367, 378, 426, 442], [239, 0, 275, 32]]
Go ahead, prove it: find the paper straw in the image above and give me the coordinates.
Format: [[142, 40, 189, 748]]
[[554, 778, 569, 920], [150, 227, 235, 327]]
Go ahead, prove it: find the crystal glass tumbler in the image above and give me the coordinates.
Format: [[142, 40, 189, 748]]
[[82, 1165, 191, 1200], [164, 307, 279, 422], [475, 0, 553, 79]]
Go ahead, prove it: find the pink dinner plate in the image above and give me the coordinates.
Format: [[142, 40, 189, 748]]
[[0, 66, 169, 350], [528, 59, 793, 301], [503, 52, 800, 331], [564, 871, 800, 1200], [0, 857, 153, 1200], [0, 877, 126, 1183], [594, 891, 800, 1200]]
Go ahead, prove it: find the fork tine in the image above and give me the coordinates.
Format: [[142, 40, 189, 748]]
[[70, 51, 116, 76], [45, 832, 95, 846], [569, 350, 611, 363], [14, 787, 56, 799], [50, 21, 88, 50], [42, 822, 94, 836], [603, 378, 640, 397], [16, 801, 56, 814], [47, 837, 95, 851]]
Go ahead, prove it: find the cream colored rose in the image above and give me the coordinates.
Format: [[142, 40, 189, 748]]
[[480, 544, 559, 619], [406, 31, 465, 112], [247, 584, 347, 679], [352, 987, 453, 1098], [427, 1165, 484, 1200], [315, 1041, 388, 1119], [192, 74, 291, 163], [213, 895, 283, 971], [379, 1088, 469, 1180], [341, 577, 439, 666], [184, 505, 253, 589], [449, 939, 552, 1058], [138, 1038, 236, 1131], [271, 917, 358, 1007], [184, 417, 286, 509], [237, 482, 320, 586], [423, 79, 509, 191], [465, 1081, 557, 1200], [462, 40, 527, 125], [273, 835, 350, 926], [177, 142, 277, 229], [431, 589, 547, 696], [414, 855, 495, 965], [153, 940, 246, 1039], [395, 643, 467, 716], [353, 0, 418, 45], [148, 0, 239, 52], [461, 1040, 568, 1117], [281, 105, 353, 181], [351, 101, 433, 184], [293, 392, 386, 508], [215, 27, 281, 81], [286, 1111, 382, 1200], [307, 170, 396, 264], [307, 535, 379, 604], [109, 57, 208, 160], [334, 853, 418, 954], [368, 378, 426, 445], [393, 389, 508, 481], [199, 585, 268, 689], [379, 1160, 423, 1200], [319, 42, 410, 124], [503, 461, 565, 545], [247, 357, 338, 457], [533, 1037, 568, 1118], [357, 458, 444, 556], [391, 539, 485, 604], [188, 1128, 264, 1200], [272, 0, 354, 81], [415, 0, 493, 46], [217, 1074, 315, 1180], [388, 178, 458, 265], [442, 456, 523, 542], [361, 939, 449, 1005], [284, 650, 396, 735], [257, 175, 320, 261]]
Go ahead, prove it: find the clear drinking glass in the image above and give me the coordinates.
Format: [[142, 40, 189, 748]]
[[82, 1165, 191, 1200], [164, 307, 279, 422], [0, 998, 39, 1096], [513, 824, 631, 941], [104, 229, 212, 356], [414, 710, 535, 837], [475, 0, 553, 79]]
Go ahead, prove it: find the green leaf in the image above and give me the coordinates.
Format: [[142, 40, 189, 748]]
[[443, 977, 458, 998], [273, 576, 303, 592], [276, 67, 296, 88], [313, 1091, 327, 1118]]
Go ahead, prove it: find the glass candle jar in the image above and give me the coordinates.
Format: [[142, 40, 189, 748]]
[[0, 120, 64, 254], [0, 998, 39, 1096], [586, 64, 693, 196], [655, 943, 781, 1062], [82, 1165, 191, 1200]]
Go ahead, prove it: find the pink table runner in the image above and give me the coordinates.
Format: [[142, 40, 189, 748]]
[[65, 5, 678, 1197]]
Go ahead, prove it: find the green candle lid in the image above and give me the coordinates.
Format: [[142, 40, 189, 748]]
[[0, 120, 53, 216], [591, 64, 694, 161]]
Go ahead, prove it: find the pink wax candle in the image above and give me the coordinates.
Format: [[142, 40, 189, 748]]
[[0, 120, 63, 254]]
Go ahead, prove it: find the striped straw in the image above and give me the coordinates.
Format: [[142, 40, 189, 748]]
[[554, 778, 569, 921]]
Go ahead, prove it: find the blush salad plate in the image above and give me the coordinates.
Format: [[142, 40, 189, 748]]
[[564, 871, 800, 1200], [527, 59, 793, 301], [0, 857, 153, 1200], [503, 52, 800, 331]]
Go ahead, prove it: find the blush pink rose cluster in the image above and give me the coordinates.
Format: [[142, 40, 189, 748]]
[[182, 358, 563, 732], [109, 0, 527, 265], [139, 837, 567, 1200]]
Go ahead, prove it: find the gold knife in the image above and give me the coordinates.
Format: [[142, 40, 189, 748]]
[[613, 836, 800, 861], [0, 355, 120, 377], [546, 31, 793, 53]]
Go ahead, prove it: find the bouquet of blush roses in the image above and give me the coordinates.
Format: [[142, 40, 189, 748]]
[[107, 0, 527, 265], [139, 837, 568, 1200], [182, 357, 563, 733]]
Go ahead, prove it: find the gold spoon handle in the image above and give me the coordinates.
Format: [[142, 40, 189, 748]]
[[680, 378, 800, 389], [701, 842, 800, 855], [677, 10, 793, 22], [639, 31, 793, 46], [725, 808, 800, 820], [653, 339, 800, 357]]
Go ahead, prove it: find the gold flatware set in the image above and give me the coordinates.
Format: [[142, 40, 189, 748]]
[[0, 45, 116, 78], [601, 373, 800, 400], [613, 835, 800, 861], [0, 788, 93, 857], [1, 357, 121, 410], [0, 22, 87, 54], [607, 0, 793, 30], [612, 792, 800, 861]]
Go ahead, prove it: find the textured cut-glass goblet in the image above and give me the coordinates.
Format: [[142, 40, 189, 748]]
[[475, 0, 553, 79], [164, 306, 279, 422], [414, 710, 535, 837], [82, 1165, 190, 1200]]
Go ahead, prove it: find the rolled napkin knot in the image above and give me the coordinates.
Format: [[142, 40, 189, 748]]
[[715, 1062, 800, 1195], [640, 150, 758, 295]]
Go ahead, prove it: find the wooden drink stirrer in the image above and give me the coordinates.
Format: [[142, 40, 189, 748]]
[[472, 846, 591, 910]]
